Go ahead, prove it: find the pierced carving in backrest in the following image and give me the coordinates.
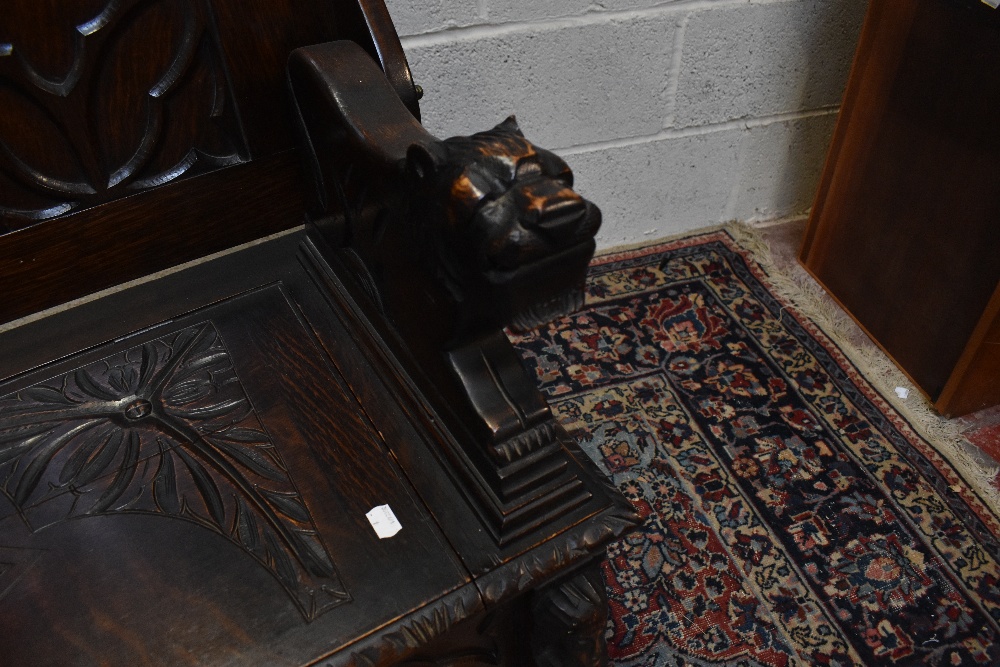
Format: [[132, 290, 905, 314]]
[[0, 0, 247, 233], [0, 0, 419, 325]]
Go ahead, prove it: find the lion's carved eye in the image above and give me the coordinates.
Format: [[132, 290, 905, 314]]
[[515, 161, 542, 180], [556, 166, 573, 187], [461, 159, 514, 201]]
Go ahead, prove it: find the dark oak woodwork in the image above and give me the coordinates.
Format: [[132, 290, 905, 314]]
[[0, 0, 418, 325], [800, 0, 1000, 416], [0, 273, 474, 666], [531, 562, 610, 667], [288, 41, 604, 547], [0, 2, 637, 665], [0, 152, 304, 324], [0, 0, 247, 224], [0, 317, 351, 620]]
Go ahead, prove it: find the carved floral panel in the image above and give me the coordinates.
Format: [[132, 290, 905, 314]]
[[0, 0, 247, 232], [0, 323, 349, 620]]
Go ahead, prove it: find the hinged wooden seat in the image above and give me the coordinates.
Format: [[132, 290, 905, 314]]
[[0, 2, 637, 665]]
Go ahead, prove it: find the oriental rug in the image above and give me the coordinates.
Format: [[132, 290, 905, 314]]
[[510, 227, 1000, 666]]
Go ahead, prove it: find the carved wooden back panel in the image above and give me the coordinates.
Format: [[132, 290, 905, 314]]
[[1, 0, 246, 224], [0, 0, 419, 325]]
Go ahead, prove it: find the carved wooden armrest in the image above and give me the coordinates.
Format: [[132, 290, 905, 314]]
[[288, 41, 606, 545]]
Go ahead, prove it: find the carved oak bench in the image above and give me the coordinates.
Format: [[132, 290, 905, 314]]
[[0, 2, 637, 664]]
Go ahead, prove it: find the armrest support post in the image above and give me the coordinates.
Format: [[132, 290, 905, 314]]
[[289, 41, 605, 544]]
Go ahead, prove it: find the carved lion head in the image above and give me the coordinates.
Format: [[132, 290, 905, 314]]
[[405, 117, 601, 337]]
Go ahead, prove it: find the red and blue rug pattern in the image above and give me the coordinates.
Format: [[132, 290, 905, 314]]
[[510, 230, 1000, 666]]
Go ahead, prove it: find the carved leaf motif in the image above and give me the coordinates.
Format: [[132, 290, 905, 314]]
[[19, 386, 73, 405], [0, 323, 348, 620], [152, 441, 180, 514], [90, 429, 140, 513], [212, 438, 285, 482], [347, 595, 494, 667], [60, 428, 119, 485]]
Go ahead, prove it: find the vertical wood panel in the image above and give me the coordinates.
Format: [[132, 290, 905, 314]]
[[801, 0, 1000, 413]]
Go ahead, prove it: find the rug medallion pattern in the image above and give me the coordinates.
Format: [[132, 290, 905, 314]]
[[510, 231, 1000, 666]]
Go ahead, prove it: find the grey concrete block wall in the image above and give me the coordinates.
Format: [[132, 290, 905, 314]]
[[386, 0, 867, 249], [402, 16, 676, 149]]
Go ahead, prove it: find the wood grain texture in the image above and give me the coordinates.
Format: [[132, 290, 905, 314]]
[[1, 2, 636, 662], [0, 231, 637, 665], [0, 270, 472, 666], [289, 42, 609, 546], [0, 320, 349, 620], [295, 238, 638, 581], [0, 151, 304, 325], [0, 0, 247, 228], [0, 0, 420, 324], [800, 0, 1000, 415]]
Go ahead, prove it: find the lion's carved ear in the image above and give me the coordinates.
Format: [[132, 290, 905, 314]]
[[406, 142, 444, 181], [495, 115, 523, 136]]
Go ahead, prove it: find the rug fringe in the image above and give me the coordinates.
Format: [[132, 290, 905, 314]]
[[723, 221, 1000, 519]]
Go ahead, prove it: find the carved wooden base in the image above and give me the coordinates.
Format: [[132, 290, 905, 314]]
[[392, 558, 610, 667], [531, 560, 609, 667]]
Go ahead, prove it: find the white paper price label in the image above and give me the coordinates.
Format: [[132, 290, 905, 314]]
[[366, 504, 402, 539]]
